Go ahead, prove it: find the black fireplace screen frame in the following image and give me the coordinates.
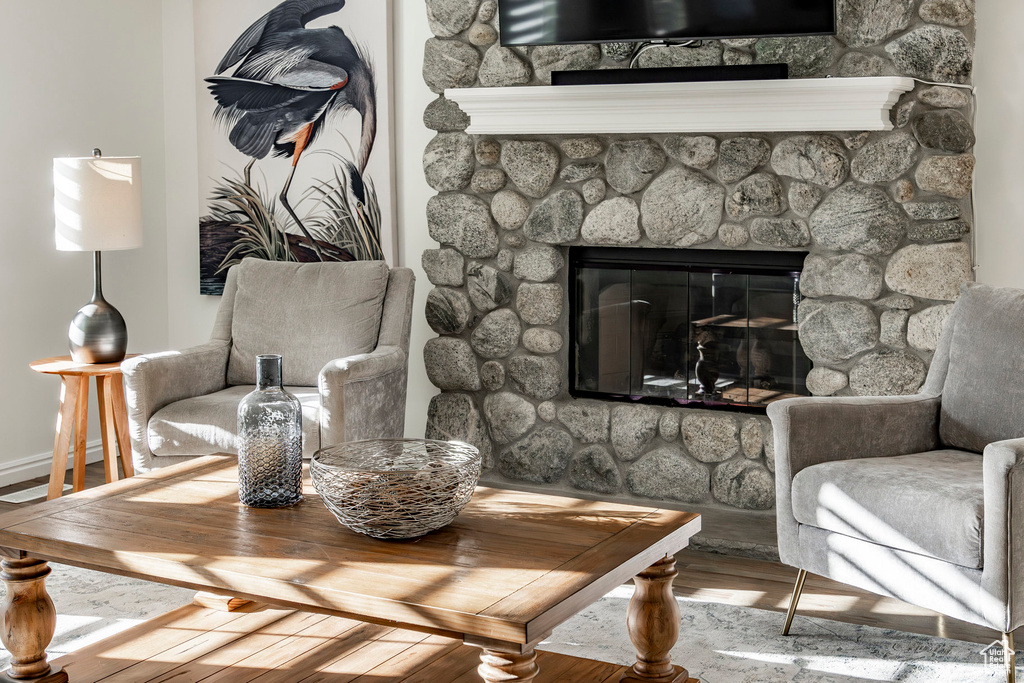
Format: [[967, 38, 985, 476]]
[[567, 246, 810, 414]]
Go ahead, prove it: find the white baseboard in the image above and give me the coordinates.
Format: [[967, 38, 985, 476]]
[[0, 441, 106, 489]]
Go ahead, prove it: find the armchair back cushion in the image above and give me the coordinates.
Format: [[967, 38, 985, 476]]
[[940, 284, 1024, 453], [226, 259, 390, 387]]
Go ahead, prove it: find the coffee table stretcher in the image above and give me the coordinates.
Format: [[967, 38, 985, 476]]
[[0, 457, 701, 682]]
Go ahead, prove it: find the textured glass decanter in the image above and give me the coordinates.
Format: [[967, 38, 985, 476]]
[[237, 354, 303, 508]]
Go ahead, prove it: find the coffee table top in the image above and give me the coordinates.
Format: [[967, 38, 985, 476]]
[[0, 456, 700, 647]]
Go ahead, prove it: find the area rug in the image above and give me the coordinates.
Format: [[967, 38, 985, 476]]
[[543, 585, 1014, 683], [1, 565, 1013, 682]]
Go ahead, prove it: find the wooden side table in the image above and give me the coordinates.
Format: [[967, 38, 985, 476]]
[[30, 355, 137, 500]]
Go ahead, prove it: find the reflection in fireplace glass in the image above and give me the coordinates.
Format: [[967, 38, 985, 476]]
[[571, 248, 811, 411]]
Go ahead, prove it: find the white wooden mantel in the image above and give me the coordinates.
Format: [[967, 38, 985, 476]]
[[445, 76, 916, 135]]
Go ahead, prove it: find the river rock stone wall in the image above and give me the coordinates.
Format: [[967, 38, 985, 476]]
[[420, 0, 976, 514]]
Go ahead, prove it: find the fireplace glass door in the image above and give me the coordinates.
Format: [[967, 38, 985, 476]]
[[571, 248, 811, 411]]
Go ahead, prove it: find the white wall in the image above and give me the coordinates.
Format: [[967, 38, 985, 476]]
[[0, 0, 168, 483], [160, 0, 438, 436], [162, 0, 218, 350], [974, 0, 1024, 289], [394, 3, 441, 435]]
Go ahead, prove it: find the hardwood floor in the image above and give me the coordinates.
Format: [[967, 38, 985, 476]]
[[0, 463, 1010, 648], [0, 460, 120, 514]]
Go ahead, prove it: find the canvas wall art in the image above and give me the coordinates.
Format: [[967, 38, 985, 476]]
[[194, 0, 396, 295]]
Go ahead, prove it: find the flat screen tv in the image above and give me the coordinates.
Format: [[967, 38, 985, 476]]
[[498, 0, 836, 47]]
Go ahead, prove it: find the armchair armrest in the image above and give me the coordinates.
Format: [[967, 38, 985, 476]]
[[983, 437, 1024, 632], [768, 394, 942, 481], [120, 341, 231, 472], [985, 437, 1024, 473], [318, 345, 408, 446]]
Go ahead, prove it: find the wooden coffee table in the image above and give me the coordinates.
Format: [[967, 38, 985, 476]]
[[0, 456, 701, 682]]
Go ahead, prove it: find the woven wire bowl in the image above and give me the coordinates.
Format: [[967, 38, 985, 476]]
[[310, 439, 482, 540]]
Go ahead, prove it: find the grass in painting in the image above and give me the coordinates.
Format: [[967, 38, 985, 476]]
[[210, 177, 296, 273], [303, 160, 385, 262], [209, 155, 383, 274]]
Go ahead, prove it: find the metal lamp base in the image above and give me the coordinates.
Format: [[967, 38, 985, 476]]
[[68, 251, 128, 365], [69, 299, 127, 364]]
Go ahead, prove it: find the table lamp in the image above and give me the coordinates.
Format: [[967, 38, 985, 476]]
[[53, 150, 142, 364]]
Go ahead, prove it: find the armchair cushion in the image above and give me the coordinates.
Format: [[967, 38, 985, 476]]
[[226, 259, 390, 387], [791, 449, 984, 569], [148, 385, 322, 458], [941, 283, 1024, 453]]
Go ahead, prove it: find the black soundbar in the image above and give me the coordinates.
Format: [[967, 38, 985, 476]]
[[551, 63, 789, 86]]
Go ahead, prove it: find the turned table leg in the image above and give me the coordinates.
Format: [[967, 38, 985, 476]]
[[0, 557, 67, 682], [620, 555, 690, 683], [478, 648, 539, 683]]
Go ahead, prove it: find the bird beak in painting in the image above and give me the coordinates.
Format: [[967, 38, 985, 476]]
[[354, 85, 377, 177]]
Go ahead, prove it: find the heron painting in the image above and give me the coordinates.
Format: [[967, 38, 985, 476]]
[[194, 0, 395, 294]]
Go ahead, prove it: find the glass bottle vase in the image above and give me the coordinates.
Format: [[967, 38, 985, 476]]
[[237, 354, 303, 508]]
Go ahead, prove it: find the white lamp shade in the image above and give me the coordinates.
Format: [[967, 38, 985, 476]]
[[53, 156, 143, 252]]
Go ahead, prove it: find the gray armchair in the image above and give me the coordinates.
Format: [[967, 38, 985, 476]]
[[122, 259, 415, 472], [769, 283, 1024, 683]]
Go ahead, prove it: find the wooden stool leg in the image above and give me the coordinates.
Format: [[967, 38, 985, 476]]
[[0, 556, 67, 682], [478, 648, 539, 683], [620, 555, 690, 683], [46, 377, 80, 501], [71, 378, 89, 493], [96, 376, 120, 484], [110, 375, 134, 478]]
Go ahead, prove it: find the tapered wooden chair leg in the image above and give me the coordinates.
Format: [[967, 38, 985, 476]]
[[1004, 632, 1016, 683], [782, 569, 808, 636]]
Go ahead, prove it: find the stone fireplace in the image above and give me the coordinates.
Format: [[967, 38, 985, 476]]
[[419, 0, 976, 530]]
